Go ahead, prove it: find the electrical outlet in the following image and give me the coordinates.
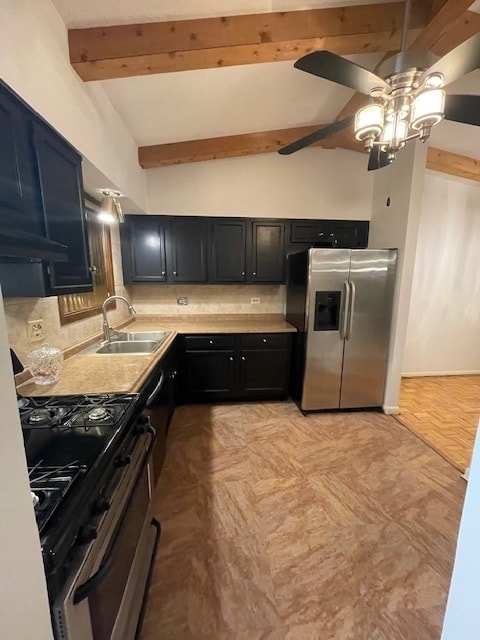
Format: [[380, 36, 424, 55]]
[[251, 297, 261, 304], [27, 319, 45, 343], [177, 297, 188, 306]]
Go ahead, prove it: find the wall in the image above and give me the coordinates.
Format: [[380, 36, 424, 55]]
[[128, 284, 285, 316], [146, 147, 374, 219], [441, 420, 480, 640], [5, 224, 130, 363], [0, 0, 147, 210], [403, 171, 480, 376], [368, 141, 428, 413], [0, 291, 53, 638]]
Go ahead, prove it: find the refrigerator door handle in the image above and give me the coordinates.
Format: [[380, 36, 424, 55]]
[[346, 280, 356, 340], [341, 280, 351, 340]]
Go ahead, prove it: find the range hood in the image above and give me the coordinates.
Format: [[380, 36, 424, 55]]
[[0, 224, 68, 261]]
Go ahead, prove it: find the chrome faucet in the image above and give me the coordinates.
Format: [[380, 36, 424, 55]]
[[102, 295, 136, 342]]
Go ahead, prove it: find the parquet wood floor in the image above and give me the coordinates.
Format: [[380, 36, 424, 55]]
[[141, 402, 465, 640], [397, 375, 480, 472]]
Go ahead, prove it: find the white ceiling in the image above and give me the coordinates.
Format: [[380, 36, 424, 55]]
[[50, 0, 480, 166]]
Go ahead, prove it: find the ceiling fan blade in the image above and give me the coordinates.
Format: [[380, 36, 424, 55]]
[[421, 33, 480, 87], [444, 94, 480, 126], [294, 51, 390, 95], [367, 147, 391, 172], [278, 116, 354, 155]]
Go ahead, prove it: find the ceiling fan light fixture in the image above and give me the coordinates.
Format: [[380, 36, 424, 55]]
[[354, 104, 384, 142], [380, 116, 409, 152], [410, 88, 445, 130]]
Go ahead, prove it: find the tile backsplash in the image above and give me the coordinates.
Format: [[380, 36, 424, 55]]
[[127, 284, 286, 316]]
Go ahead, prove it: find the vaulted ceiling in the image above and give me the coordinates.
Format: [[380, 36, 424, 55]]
[[52, 0, 480, 182]]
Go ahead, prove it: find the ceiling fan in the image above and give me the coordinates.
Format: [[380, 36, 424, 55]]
[[278, 0, 480, 170]]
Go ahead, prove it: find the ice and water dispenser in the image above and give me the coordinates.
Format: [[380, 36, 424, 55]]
[[314, 291, 341, 331]]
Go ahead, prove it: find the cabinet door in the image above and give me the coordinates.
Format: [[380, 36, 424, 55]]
[[32, 123, 92, 294], [249, 220, 285, 283], [166, 217, 208, 283], [185, 350, 236, 398], [239, 349, 289, 396], [124, 216, 167, 282], [0, 88, 42, 233], [210, 218, 247, 282]]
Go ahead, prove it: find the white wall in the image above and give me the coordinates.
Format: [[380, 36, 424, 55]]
[[403, 172, 480, 375], [146, 147, 373, 218], [368, 141, 428, 413], [0, 290, 53, 639], [0, 0, 147, 211], [441, 420, 480, 640]]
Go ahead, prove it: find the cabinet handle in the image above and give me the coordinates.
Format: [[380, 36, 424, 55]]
[[241, 356, 246, 361], [209, 340, 214, 344], [161, 271, 166, 276], [318, 233, 324, 237], [89, 265, 97, 274], [229, 356, 234, 361], [262, 338, 267, 343], [174, 271, 178, 276], [252, 272, 256, 276], [241, 271, 245, 276]]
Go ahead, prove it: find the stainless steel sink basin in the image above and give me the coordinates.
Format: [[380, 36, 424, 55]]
[[113, 331, 169, 342], [95, 340, 160, 355], [80, 330, 171, 355]]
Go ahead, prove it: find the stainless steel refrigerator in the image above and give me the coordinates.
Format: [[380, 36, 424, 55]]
[[286, 248, 397, 411]]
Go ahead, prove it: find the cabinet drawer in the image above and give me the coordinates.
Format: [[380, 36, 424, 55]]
[[184, 335, 235, 350], [241, 333, 289, 349]]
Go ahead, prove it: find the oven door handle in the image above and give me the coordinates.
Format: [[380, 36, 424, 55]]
[[145, 370, 165, 407], [72, 437, 152, 605]]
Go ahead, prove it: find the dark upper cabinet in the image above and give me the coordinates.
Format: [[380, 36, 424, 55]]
[[209, 218, 247, 282], [166, 217, 208, 283], [32, 122, 92, 294], [121, 215, 369, 286], [249, 220, 285, 283], [289, 219, 369, 249], [0, 89, 41, 233], [209, 218, 285, 284], [122, 215, 208, 283], [122, 215, 166, 283]]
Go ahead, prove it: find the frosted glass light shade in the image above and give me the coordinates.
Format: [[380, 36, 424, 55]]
[[411, 89, 445, 130], [354, 104, 384, 140], [381, 117, 408, 147]]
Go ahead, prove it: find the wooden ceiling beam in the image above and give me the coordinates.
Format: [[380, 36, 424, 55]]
[[138, 127, 480, 183], [69, 2, 428, 81]]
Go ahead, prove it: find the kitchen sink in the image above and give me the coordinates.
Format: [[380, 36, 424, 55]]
[[112, 331, 169, 342], [95, 340, 160, 354], [80, 330, 171, 355]]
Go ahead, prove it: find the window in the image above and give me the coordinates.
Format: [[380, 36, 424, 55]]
[[58, 198, 115, 324]]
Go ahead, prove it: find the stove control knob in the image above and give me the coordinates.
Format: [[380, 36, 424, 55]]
[[77, 525, 98, 545], [115, 454, 131, 468], [134, 415, 150, 434], [93, 497, 111, 515]]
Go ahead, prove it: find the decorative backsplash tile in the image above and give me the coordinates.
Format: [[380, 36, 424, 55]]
[[127, 284, 286, 316]]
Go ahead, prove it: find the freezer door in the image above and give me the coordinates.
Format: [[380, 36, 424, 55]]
[[340, 249, 397, 408], [302, 249, 350, 410]]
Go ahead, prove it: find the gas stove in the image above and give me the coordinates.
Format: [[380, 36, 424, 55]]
[[18, 392, 146, 603], [19, 393, 138, 430]]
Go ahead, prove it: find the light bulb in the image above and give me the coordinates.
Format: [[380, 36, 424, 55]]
[[411, 88, 445, 130], [354, 104, 384, 141]]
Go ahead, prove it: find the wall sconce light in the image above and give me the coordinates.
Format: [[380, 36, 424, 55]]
[[98, 190, 124, 224]]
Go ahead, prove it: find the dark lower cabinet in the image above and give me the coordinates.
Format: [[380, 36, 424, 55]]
[[180, 333, 291, 402]]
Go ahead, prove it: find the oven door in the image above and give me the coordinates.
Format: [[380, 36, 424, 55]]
[[52, 432, 159, 640]]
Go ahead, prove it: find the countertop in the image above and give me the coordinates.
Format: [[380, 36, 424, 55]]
[[17, 314, 296, 397]]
